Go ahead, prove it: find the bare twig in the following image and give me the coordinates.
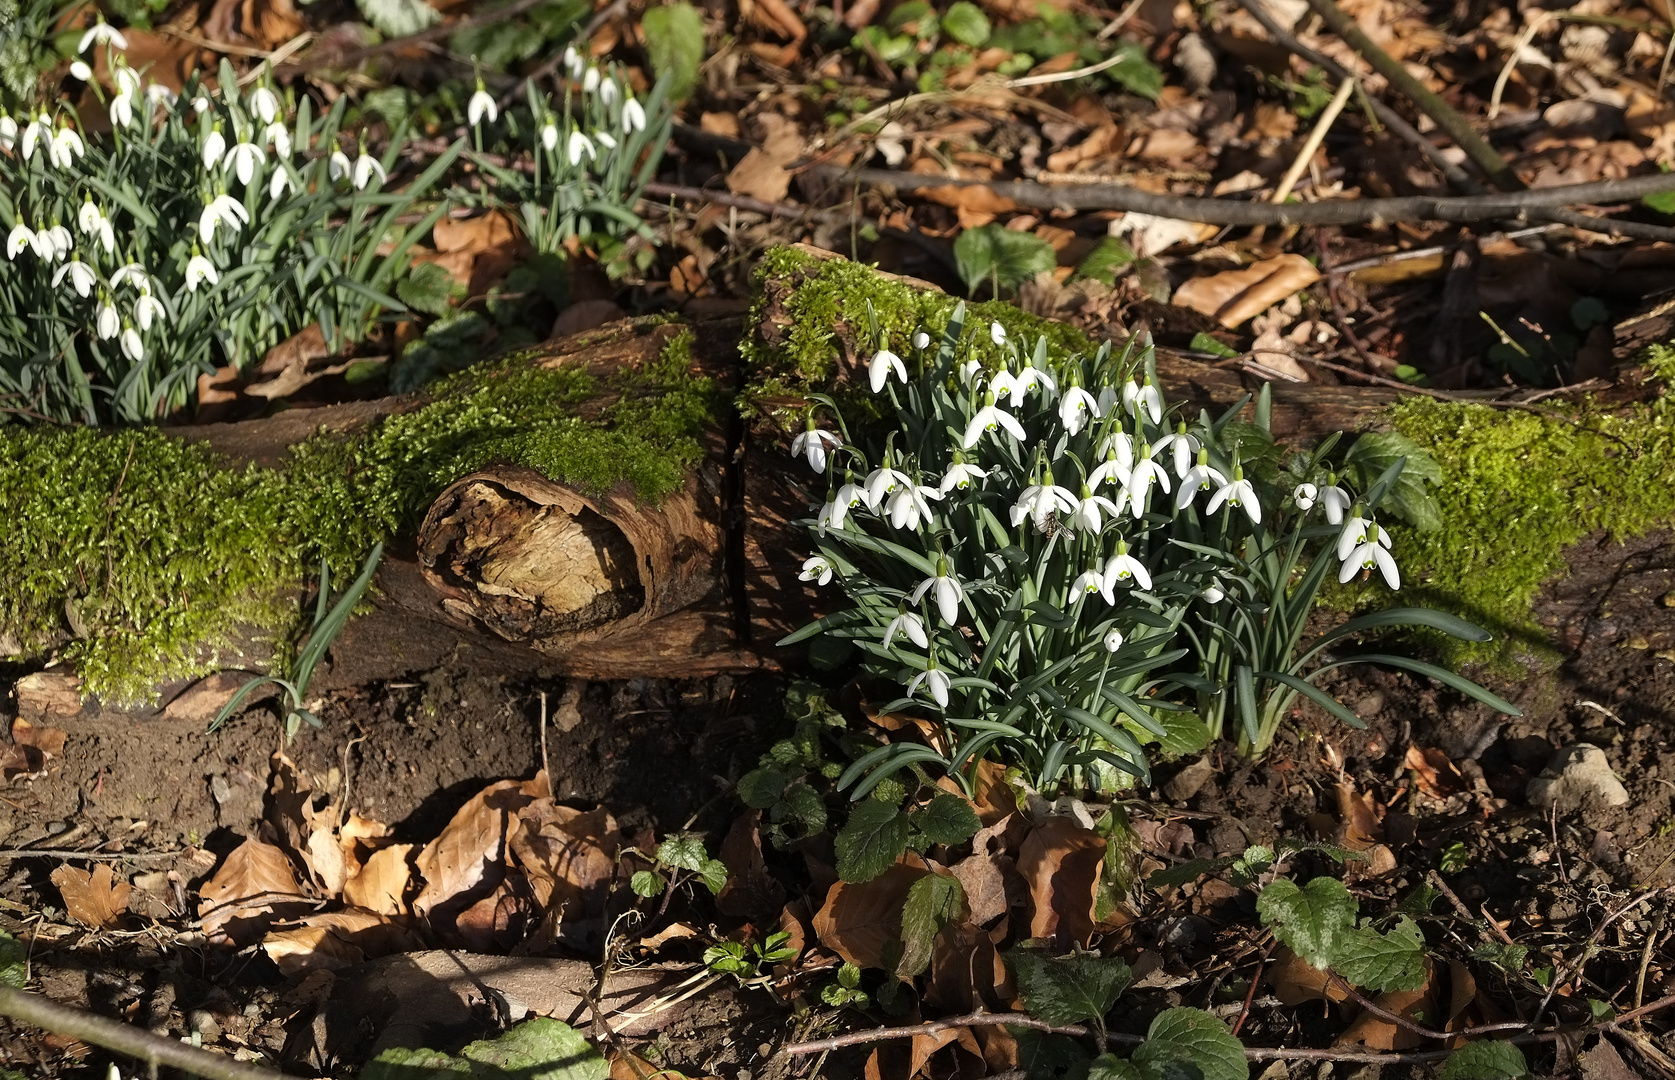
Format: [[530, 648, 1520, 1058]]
[[1534, 886, 1675, 1028], [1635, 899, 1669, 1019], [1272, 78, 1356, 207], [780, 1011, 1137, 1057], [1232, 938, 1277, 1037], [0, 986, 292, 1080], [0, 849, 179, 862]]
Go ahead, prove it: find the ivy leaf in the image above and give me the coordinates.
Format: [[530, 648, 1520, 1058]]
[[835, 799, 911, 883], [1437, 1042, 1528, 1080], [896, 873, 965, 978], [914, 792, 981, 847], [737, 766, 787, 809], [1130, 1008, 1247, 1080], [1343, 431, 1444, 532], [1009, 948, 1133, 1026], [355, 0, 441, 39], [1334, 916, 1428, 993], [1256, 877, 1357, 970], [953, 224, 1057, 296], [641, 1, 705, 100], [462, 1018, 609, 1080]]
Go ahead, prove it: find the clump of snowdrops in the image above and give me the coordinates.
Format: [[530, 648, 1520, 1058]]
[[783, 304, 1518, 798], [0, 39, 459, 424], [459, 46, 672, 258]]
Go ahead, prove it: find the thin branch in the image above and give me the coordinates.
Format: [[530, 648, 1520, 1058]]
[[779, 1011, 1138, 1056], [1534, 886, 1674, 1028], [0, 849, 179, 862], [0, 986, 292, 1080]]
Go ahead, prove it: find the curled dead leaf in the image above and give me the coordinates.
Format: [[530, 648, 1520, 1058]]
[[1405, 745, 1465, 798], [261, 907, 419, 976], [413, 779, 540, 925], [716, 810, 787, 920], [1017, 816, 1106, 950], [1173, 253, 1322, 328], [510, 799, 620, 918], [343, 843, 414, 916], [1335, 959, 1436, 1050], [51, 864, 131, 930]]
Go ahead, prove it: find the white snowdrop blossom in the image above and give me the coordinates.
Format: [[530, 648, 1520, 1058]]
[[1068, 484, 1120, 532], [146, 83, 176, 110], [1293, 482, 1318, 510], [600, 79, 618, 107], [1010, 472, 1078, 529], [884, 480, 942, 530], [790, 422, 841, 473], [595, 130, 617, 150], [20, 112, 48, 160], [69, 60, 93, 82], [959, 359, 983, 385], [1176, 453, 1227, 510], [185, 253, 219, 290], [114, 64, 141, 99], [110, 264, 147, 290], [1125, 445, 1172, 517], [1318, 482, 1352, 525], [192, 95, 210, 114], [352, 152, 386, 190], [541, 123, 558, 152], [869, 348, 907, 392], [1121, 379, 1163, 424], [621, 96, 646, 133], [46, 222, 72, 259], [1339, 538, 1400, 589], [468, 88, 498, 127], [963, 390, 1025, 448], [939, 458, 987, 495], [1072, 567, 1105, 599], [883, 610, 928, 651], [264, 122, 292, 158], [223, 139, 267, 185], [564, 46, 585, 78], [994, 365, 1054, 408], [1057, 384, 1100, 435], [990, 322, 1006, 346], [199, 193, 249, 244], [1335, 513, 1388, 562], [1103, 628, 1125, 652], [799, 555, 833, 586], [201, 127, 225, 172], [864, 466, 910, 509], [1154, 425, 1199, 479], [269, 166, 296, 200], [52, 257, 97, 297], [96, 300, 119, 340], [0, 113, 15, 151], [1202, 584, 1226, 603], [249, 85, 280, 124], [109, 92, 133, 128], [913, 331, 931, 350], [821, 478, 867, 529], [76, 199, 102, 236], [134, 290, 166, 330], [49, 125, 84, 169], [5, 223, 33, 260], [582, 67, 600, 94], [329, 149, 352, 182], [1205, 466, 1261, 525], [911, 560, 965, 625], [1102, 542, 1152, 594], [907, 665, 951, 708], [120, 325, 144, 361], [567, 130, 595, 166], [78, 20, 127, 52]]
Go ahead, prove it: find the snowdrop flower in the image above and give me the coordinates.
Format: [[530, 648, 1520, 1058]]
[[564, 45, 585, 78], [0, 112, 15, 151], [541, 123, 558, 152], [110, 263, 147, 289], [567, 130, 595, 166], [78, 19, 128, 52], [939, 455, 987, 495], [1102, 541, 1152, 594], [269, 166, 296, 200], [77, 198, 102, 236], [1125, 443, 1172, 517], [821, 476, 867, 529], [5, 223, 34, 260], [582, 67, 600, 94], [1103, 628, 1125, 652], [1010, 469, 1077, 529], [600, 78, 618, 107], [864, 465, 910, 508], [249, 84, 279, 124], [911, 559, 964, 625], [1202, 583, 1226, 603], [1339, 536, 1400, 589], [1072, 566, 1105, 598], [352, 150, 386, 190], [798, 555, 833, 586], [1176, 451, 1227, 510], [95, 299, 119, 341], [134, 290, 165, 330], [264, 121, 291, 158], [109, 92, 133, 128], [883, 609, 928, 650], [620, 96, 646, 134], [185, 252, 219, 291], [22, 112, 48, 160], [790, 420, 841, 473], [907, 664, 951, 708], [1154, 423, 1199, 479], [49, 125, 84, 169], [329, 149, 352, 182], [869, 348, 906, 392], [191, 95, 210, 114], [1058, 383, 1100, 435], [1089, 449, 1131, 491], [1335, 513, 1392, 562], [913, 330, 931, 350], [146, 83, 176, 110], [963, 390, 1025, 448], [990, 322, 1006, 346], [884, 479, 942, 530], [113, 63, 141, 98], [96, 217, 115, 254], [199, 193, 249, 244], [596, 130, 617, 151], [1068, 484, 1120, 532], [1121, 379, 1163, 424], [52, 256, 97, 298], [46, 221, 72, 259], [1293, 482, 1318, 510], [468, 85, 498, 127], [993, 365, 1053, 408], [1206, 465, 1261, 524], [69, 60, 93, 81], [223, 139, 266, 185], [1318, 478, 1352, 525], [958, 359, 983, 385], [201, 125, 225, 171], [120, 324, 144, 362]]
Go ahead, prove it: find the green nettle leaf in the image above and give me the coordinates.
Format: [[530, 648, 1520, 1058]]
[[629, 870, 664, 897], [1087, 1054, 1144, 1080], [1344, 431, 1444, 532], [642, 1, 706, 100], [1075, 237, 1136, 286], [914, 792, 981, 847], [1103, 42, 1164, 100], [941, 1, 991, 45], [1333, 916, 1427, 993], [1009, 948, 1133, 1027], [355, 0, 442, 38], [656, 832, 709, 873], [398, 262, 459, 317], [737, 766, 787, 809], [896, 872, 965, 978], [1155, 712, 1212, 757], [1130, 1008, 1247, 1080], [1469, 942, 1528, 973], [362, 1047, 472, 1080], [780, 781, 828, 834], [461, 1018, 609, 1080], [953, 224, 1058, 296], [698, 857, 729, 894], [835, 799, 911, 882], [1437, 1041, 1528, 1080], [1255, 877, 1357, 970]]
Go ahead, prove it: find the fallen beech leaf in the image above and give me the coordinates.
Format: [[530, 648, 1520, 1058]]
[[413, 779, 539, 920], [198, 835, 311, 946], [970, 759, 1017, 825], [510, 800, 619, 917], [716, 811, 787, 920], [725, 113, 802, 204], [1336, 960, 1436, 1050], [1335, 783, 1384, 850], [160, 673, 247, 724], [1267, 946, 1350, 1006], [305, 826, 348, 896], [1017, 816, 1106, 950], [1405, 745, 1465, 798], [51, 864, 131, 930], [1111, 213, 1217, 257], [950, 853, 1011, 927], [909, 1026, 984, 1078], [204, 0, 305, 50], [926, 917, 1012, 1012], [914, 181, 1019, 230], [1173, 254, 1322, 328], [812, 860, 930, 969], [338, 813, 393, 871], [261, 907, 416, 976], [343, 843, 414, 915], [433, 210, 518, 255]]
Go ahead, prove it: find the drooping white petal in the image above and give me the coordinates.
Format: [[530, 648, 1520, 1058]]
[[353, 153, 386, 190], [468, 89, 498, 127]]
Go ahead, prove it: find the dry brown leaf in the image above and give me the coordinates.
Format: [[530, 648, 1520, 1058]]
[[610, 1050, 716, 1080], [198, 835, 311, 946], [510, 800, 619, 918], [725, 113, 802, 204], [950, 854, 1011, 927], [551, 300, 627, 339], [926, 917, 1012, 1013], [204, 0, 305, 50], [1173, 254, 1321, 328], [1335, 783, 1384, 850], [305, 826, 349, 896], [1267, 946, 1350, 1005], [1405, 745, 1465, 797], [811, 859, 929, 969], [414, 779, 539, 920], [700, 112, 741, 139], [914, 181, 1019, 230], [433, 210, 518, 254], [1017, 816, 1106, 950], [1336, 960, 1436, 1050], [969, 760, 1017, 826], [716, 811, 787, 920], [343, 843, 414, 915], [2, 716, 67, 781], [261, 908, 417, 976], [1046, 124, 1123, 174], [740, 0, 807, 43], [909, 1026, 985, 1078], [50, 864, 131, 930]]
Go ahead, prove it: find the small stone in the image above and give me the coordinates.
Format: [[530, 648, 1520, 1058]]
[[1526, 744, 1630, 812], [15, 671, 82, 719], [1353, 692, 1384, 719], [1164, 757, 1215, 802]]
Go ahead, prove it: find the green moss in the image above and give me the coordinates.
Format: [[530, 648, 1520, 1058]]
[[1373, 355, 1675, 665], [0, 322, 718, 703]]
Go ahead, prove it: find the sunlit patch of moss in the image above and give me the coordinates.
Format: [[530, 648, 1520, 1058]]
[[1368, 358, 1675, 667], [0, 324, 717, 703]]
